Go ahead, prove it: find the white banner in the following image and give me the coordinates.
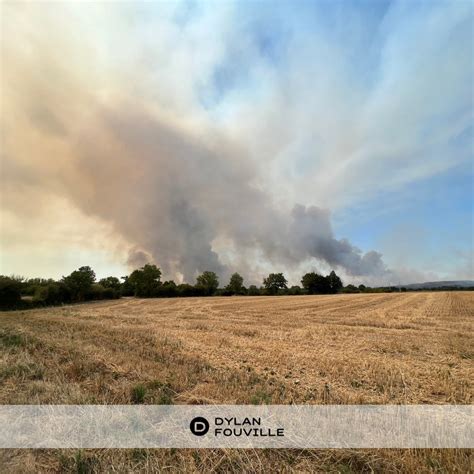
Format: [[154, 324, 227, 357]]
[[0, 405, 472, 448]]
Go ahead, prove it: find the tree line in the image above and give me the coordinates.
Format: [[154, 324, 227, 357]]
[[0, 264, 346, 309], [2, 264, 470, 310]]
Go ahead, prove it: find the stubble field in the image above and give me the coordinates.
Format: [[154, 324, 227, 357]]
[[0, 292, 472, 472]]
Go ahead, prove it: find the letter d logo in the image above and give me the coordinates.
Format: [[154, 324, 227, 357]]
[[190, 417, 210, 436]]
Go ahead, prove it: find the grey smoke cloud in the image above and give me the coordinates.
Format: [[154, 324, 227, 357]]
[[61, 103, 390, 283], [289, 205, 388, 277]]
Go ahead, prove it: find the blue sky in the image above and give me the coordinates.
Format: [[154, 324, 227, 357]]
[[333, 161, 473, 279], [1, 0, 473, 284]]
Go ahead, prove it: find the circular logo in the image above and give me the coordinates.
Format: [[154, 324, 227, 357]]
[[190, 416, 210, 436]]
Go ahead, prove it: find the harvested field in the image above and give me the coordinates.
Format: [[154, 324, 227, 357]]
[[0, 292, 472, 472]]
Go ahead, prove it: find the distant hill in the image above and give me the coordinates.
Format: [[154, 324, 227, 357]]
[[404, 280, 474, 289]]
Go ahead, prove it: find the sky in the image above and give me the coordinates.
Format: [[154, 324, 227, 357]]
[[1, 0, 473, 286]]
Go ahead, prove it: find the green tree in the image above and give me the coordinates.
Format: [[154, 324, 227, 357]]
[[225, 272, 244, 295], [327, 270, 343, 293], [62, 266, 96, 301], [97, 276, 121, 299], [128, 264, 162, 297], [263, 273, 288, 295], [159, 280, 178, 297], [196, 271, 219, 296], [99, 276, 121, 291], [301, 272, 330, 294]]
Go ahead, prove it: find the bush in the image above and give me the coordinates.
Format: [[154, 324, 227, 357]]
[[288, 285, 303, 295], [0, 276, 23, 309], [177, 284, 208, 297], [86, 284, 119, 300], [177, 283, 196, 297], [23, 278, 55, 296], [29, 279, 117, 307], [341, 284, 360, 294], [103, 287, 120, 299], [33, 283, 71, 306], [156, 281, 178, 298], [247, 285, 261, 296]]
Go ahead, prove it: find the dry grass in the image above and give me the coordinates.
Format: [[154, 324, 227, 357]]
[[0, 292, 472, 472]]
